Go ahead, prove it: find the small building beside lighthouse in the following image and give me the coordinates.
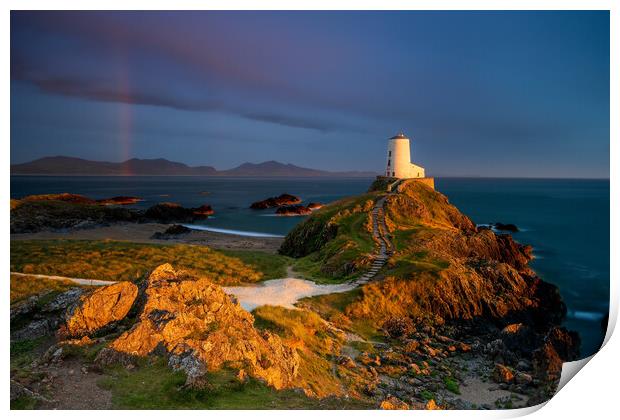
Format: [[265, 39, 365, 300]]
[[385, 133, 425, 178]]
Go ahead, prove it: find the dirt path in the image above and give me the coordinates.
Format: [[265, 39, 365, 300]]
[[37, 358, 113, 409]]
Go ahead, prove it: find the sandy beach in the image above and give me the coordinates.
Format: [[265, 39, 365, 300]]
[[10, 222, 284, 253]]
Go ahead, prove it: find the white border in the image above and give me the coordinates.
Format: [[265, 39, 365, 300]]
[[3, 2, 616, 419]]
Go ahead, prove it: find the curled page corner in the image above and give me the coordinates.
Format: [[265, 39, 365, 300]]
[[554, 307, 615, 396], [556, 355, 594, 393]]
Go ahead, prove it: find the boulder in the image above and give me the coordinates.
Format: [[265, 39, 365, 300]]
[[151, 224, 192, 239], [105, 264, 299, 390], [492, 363, 514, 384], [63, 281, 138, 338]]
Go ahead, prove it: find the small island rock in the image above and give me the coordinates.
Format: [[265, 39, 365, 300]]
[[250, 193, 301, 209], [275, 205, 312, 216]]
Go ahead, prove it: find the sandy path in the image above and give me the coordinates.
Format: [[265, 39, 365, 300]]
[[11, 222, 284, 253], [223, 278, 355, 311], [10, 272, 117, 286]]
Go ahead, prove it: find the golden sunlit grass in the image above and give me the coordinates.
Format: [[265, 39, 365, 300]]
[[10, 273, 79, 304], [253, 305, 343, 396], [11, 240, 290, 286]]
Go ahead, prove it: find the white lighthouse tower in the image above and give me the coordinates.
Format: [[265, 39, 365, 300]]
[[385, 132, 425, 179]]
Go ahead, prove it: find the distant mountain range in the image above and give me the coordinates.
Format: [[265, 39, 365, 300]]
[[11, 156, 377, 177]]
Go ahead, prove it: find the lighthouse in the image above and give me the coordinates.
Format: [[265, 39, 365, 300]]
[[385, 133, 425, 179]]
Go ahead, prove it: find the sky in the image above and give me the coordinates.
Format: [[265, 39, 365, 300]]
[[11, 11, 610, 177]]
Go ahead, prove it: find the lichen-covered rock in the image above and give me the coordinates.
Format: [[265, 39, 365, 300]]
[[492, 363, 515, 383], [106, 264, 299, 390], [63, 281, 138, 337], [380, 395, 409, 410]]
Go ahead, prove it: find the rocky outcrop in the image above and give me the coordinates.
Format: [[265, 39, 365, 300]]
[[250, 193, 301, 209], [281, 178, 579, 404], [62, 281, 138, 338], [307, 202, 323, 210], [11, 197, 214, 233], [275, 205, 312, 216], [533, 327, 580, 381], [96, 196, 143, 205], [11, 288, 85, 340], [10, 199, 139, 233], [101, 264, 299, 389]]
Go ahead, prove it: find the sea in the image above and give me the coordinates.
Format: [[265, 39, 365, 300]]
[[10, 176, 610, 358]]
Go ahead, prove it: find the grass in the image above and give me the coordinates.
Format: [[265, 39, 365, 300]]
[[420, 390, 435, 402], [443, 376, 460, 394], [99, 356, 371, 409], [286, 194, 378, 283], [253, 305, 346, 397], [219, 249, 291, 280], [10, 337, 49, 370], [11, 240, 289, 285], [293, 203, 376, 283], [10, 273, 79, 304], [298, 290, 385, 342]]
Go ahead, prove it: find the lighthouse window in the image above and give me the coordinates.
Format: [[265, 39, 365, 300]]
[[387, 159, 391, 166], [388, 151, 391, 157]]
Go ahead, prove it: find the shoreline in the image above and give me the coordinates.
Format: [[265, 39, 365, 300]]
[[10, 222, 284, 253]]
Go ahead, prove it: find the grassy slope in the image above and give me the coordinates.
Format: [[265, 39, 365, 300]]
[[282, 193, 378, 283], [285, 182, 473, 333], [11, 240, 291, 286]]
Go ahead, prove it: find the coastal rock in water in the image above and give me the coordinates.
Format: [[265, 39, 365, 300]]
[[18, 193, 97, 205], [96, 196, 143, 205], [250, 193, 301, 209], [143, 202, 205, 223], [192, 204, 214, 217], [62, 281, 138, 338], [105, 264, 299, 389], [494, 222, 519, 232], [307, 202, 323, 210], [275, 205, 312, 216], [151, 224, 192, 239], [10, 198, 139, 233]]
